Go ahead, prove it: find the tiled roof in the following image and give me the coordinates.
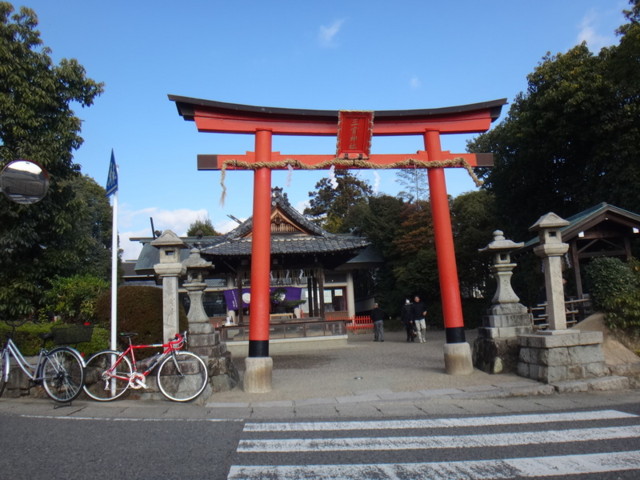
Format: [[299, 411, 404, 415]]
[[203, 234, 369, 256], [133, 187, 371, 273], [524, 202, 640, 247], [222, 187, 327, 239], [200, 187, 369, 256]]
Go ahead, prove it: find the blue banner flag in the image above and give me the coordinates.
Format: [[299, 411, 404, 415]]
[[106, 150, 118, 196]]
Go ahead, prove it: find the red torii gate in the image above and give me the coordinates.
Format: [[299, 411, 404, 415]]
[[170, 95, 506, 389]]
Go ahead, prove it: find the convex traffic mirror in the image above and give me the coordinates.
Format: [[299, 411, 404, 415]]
[[0, 160, 50, 204]]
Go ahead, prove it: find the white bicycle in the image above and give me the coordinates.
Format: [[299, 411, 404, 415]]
[[0, 321, 85, 403]]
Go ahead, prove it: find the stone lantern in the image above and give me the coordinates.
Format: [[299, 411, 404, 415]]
[[518, 212, 607, 384], [473, 230, 532, 374], [182, 247, 217, 358], [481, 230, 525, 307], [151, 230, 187, 342], [529, 212, 570, 331]]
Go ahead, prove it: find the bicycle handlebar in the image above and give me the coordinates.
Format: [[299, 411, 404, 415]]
[[168, 331, 188, 350]]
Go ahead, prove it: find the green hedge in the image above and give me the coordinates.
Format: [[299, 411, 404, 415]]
[[0, 322, 109, 357], [586, 257, 640, 332]]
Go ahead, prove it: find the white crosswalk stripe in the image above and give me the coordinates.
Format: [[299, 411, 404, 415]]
[[227, 409, 640, 480], [229, 451, 640, 480], [242, 409, 637, 432]]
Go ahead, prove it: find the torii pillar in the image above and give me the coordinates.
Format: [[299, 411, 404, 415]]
[[424, 129, 473, 374], [169, 95, 506, 386], [244, 130, 273, 392]]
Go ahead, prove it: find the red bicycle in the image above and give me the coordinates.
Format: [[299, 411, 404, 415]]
[[83, 331, 207, 402]]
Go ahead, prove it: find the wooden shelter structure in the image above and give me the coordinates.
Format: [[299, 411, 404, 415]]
[[525, 203, 640, 299]]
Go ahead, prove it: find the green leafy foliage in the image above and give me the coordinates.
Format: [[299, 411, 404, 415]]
[[41, 274, 109, 324], [304, 170, 373, 233], [585, 257, 638, 310], [187, 217, 220, 237], [451, 190, 500, 302], [0, 321, 108, 356], [585, 257, 640, 331], [341, 195, 440, 319], [469, 2, 640, 240], [0, 3, 105, 318]]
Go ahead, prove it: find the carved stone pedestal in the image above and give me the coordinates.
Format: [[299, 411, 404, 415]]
[[474, 303, 533, 374]]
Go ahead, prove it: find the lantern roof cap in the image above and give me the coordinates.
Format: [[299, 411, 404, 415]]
[[150, 230, 187, 249], [529, 212, 570, 232], [182, 248, 212, 269], [479, 230, 523, 253]]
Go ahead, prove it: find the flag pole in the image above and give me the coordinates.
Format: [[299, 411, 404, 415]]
[[110, 188, 118, 351], [106, 150, 119, 352]]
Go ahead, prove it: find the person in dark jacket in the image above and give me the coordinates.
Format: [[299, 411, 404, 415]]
[[401, 298, 416, 342], [411, 295, 427, 343], [371, 303, 387, 342]]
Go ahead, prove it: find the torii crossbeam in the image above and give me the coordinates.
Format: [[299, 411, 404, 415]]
[[170, 95, 506, 389]]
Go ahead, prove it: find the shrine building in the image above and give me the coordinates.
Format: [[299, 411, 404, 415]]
[[130, 187, 381, 339]]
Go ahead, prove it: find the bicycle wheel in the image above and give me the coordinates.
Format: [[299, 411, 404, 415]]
[[0, 349, 8, 397], [157, 351, 207, 402], [83, 350, 132, 401], [42, 347, 84, 403]]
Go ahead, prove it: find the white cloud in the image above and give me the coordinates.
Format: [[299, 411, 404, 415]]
[[372, 171, 380, 194], [577, 10, 616, 52], [151, 208, 210, 236], [318, 19, 345, 47], [295, 199, 310, 214], [120, 228, 148, 262], [117, 206, 211, 261], [409, 75, 422, 89], [215, 218, 244, 234]]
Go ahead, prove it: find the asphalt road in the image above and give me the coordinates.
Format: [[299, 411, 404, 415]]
[[0, 414, 243, 480], [2, 401, 640, 479]]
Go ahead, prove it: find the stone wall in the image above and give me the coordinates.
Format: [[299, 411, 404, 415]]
[[518, 331, 608, 383]]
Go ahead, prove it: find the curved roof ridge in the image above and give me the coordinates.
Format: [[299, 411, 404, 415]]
[[223, 187, 337, 240]]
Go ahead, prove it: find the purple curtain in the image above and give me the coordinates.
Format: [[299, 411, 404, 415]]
[[223, 287, 302, 309]]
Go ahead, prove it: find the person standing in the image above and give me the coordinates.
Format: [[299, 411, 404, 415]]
[[411, 295, 427, 343], [371, 302, 387, 342], [401, 298, 415, 342]]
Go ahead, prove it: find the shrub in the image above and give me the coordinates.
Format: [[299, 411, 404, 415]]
[[585, 257, 638, 311], [585, 257, 640, 331], [95, 286, 188, 351], [0, 322, 108, 356]]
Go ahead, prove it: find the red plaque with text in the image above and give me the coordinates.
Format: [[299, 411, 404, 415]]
[[336, 111, 374, 159]]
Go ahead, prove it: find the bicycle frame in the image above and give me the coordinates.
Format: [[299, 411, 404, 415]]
[[104, 332, 186, 390], [1, 338, 49, 384]]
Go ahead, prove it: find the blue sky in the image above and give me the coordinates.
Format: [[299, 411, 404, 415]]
[[18, 0, 628, 260]]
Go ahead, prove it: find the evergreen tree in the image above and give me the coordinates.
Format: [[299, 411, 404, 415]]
[[470, 0, 640, 239], [187, 217, 219, 237], [0, 3, 104, 317], [304, 170, 373, 233]]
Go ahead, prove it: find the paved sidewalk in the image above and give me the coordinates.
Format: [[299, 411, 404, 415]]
[[206, 329, 631, 409], [210, 329, 552, 404], [0, 329, 635, 420]]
